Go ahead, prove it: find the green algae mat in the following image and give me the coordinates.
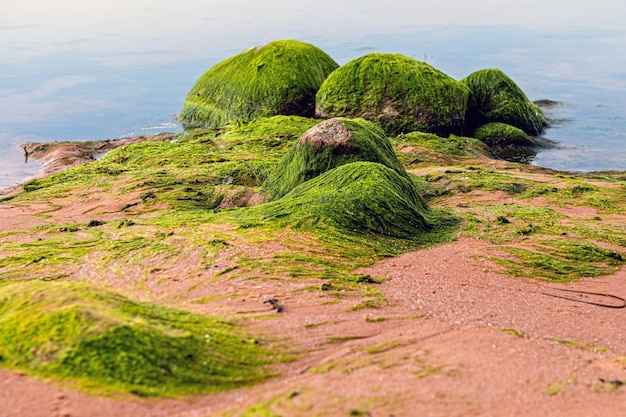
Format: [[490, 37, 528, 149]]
[[1, 40, 625, 400], [2, 113, 626, 398], [0, 280, 273, 397]]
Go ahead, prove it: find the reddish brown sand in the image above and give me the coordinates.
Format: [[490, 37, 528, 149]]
[[0, 149, 625, 416]]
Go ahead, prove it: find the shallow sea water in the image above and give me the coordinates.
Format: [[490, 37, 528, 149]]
[[2, 0, 626, 189]]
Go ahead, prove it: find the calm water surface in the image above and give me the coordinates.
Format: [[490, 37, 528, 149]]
[[2, 0, 626, 189]]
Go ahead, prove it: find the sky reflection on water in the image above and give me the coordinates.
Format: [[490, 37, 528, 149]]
[[2, 0, 626, 188]]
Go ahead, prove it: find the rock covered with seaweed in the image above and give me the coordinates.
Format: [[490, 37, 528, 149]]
[[461, 68, 549, 136], [251, 161, 431, 238], [179, 40, 338, 129], [315, 53, 471, 137], [262, 118, 409, 200], [179, 40, 551, 156]]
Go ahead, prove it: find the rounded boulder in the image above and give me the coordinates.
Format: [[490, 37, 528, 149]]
[[262, 117, 408, 200], [315, 53, 470, 136], [461, 68, 549, 136], [180, 40, 339, 129]]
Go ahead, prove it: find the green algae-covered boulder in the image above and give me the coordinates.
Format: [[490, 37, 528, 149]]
[[461, 69, 549, 136], [474, 122, 553, 163], [180, 40, 339, 129], [315, 53, 470, 136], [0, 281, 270, 396], [474, 122, 535, 148], [256, 161, 431, 238], [262, 117, 408, 200]]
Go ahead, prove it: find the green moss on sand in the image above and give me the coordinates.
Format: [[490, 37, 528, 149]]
[[315, 53, 470, 136], [244, 162, 431, 239], [14, 116, 319, 205], [180, 40, 338, 129], [0, 280, 272, 397], [492, 241, 624, 282], [461, 68, 549, 135], [390, 131, 491, 168], [262, 118, 409, 200]]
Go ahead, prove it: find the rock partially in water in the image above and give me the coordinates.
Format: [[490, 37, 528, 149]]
[[179, 40, 338, 129], [474, 122, 555, 163], [21, 133, 177, 179], [262, 118, 408, 200], [315, 53, 470, 136], [461, 68, 550, 136], [474, 122, 536, 148]]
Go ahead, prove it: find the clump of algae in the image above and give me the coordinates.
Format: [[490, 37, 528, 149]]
[[179, 40, 338, 129], [244, 161, 431, 239], [0, 280, 273, 397], [262, 118, 409, 200]]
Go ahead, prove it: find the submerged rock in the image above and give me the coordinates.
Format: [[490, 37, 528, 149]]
[[262, 118, 408, 200], [179, 40, 338, 129], [461, 68, 549, 136], [315, 53, 470, 136], [258, 161, 431, 238]]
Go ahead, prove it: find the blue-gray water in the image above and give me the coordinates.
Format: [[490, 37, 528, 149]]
[[2, 0, 626, 189]]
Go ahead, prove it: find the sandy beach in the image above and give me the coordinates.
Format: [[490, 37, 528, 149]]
[[1, 132, 624, 417]]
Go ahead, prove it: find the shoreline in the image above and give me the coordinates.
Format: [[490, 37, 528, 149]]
[[0, 133, 178, 197]]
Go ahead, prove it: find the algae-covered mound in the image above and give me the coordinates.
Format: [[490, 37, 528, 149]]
[[262, 118, 408, 200], [315, 53, 470, 136], [473, 122, 554, 163], [253, 162, 431, 238], [0, 281, 271, 396], [179, 40, 339, 129], [474, 122, 536, 148], [461, 69, 549, 136]]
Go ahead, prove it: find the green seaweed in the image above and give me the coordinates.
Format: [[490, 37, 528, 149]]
[[6, 78, 626, 405], [316, 53, 470, 136], [392, 131, 491, 162], [262, 118, 409, 200], [461, 68, 549, 135], [180, 40, 338, 129], [0, 280, 273, 396], [473, 122, 553, 162], [14, 116, 318, 206], [243, 162, 431, 239], [474, 123, 535, 148], [490, 242, 623, 282]]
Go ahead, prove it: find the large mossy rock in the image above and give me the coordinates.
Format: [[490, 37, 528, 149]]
[[0, 281, 270, 396], [461, 69, 549, 136], [255, 161, 431, 238], [179, 40, 339, 129], [315, 53, 470, 136], [262, 118, 407, 200]]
